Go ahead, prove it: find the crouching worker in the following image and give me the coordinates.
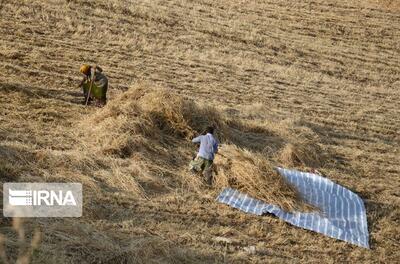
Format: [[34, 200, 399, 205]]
[[78, 64, 108, 106], [189, 126, 218, 185]]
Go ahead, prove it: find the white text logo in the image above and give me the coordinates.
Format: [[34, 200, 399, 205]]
[[9, 189, 77, 206], [4, 183, 82, 217]]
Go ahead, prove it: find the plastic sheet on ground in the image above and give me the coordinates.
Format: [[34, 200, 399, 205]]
[[217, 167, 369, 248]]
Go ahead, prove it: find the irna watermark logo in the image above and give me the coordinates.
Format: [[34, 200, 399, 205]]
[[3, 183, 82, 217]]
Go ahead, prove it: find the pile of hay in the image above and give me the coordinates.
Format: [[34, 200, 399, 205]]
[[214, 145, 312, 211], [81, 84, 225, 157], [79, 84, 326, 211], [275, 120, 327, 169], [279, 142, 324, 168]]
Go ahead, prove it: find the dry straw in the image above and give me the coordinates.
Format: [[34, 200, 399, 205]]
[[79, 84, 324, 211], [0, 218, 41, 264]]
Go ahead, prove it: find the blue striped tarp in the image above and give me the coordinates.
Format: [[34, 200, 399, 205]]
[[217, 167, 369, 248]]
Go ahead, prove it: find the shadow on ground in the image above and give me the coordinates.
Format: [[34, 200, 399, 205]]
[[1, 82, 84, 105]]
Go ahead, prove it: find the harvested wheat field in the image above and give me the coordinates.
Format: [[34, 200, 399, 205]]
[[0, 0, 399, 263]]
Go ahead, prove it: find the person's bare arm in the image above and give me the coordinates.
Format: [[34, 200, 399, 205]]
[[94, 64, 102, 72]]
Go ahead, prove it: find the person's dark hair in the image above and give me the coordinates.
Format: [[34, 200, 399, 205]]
[[204, 126, 214, 134], [85, 66, 92, 77]]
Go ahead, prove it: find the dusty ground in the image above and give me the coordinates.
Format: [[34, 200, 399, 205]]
[[0, 0, 399, 263]]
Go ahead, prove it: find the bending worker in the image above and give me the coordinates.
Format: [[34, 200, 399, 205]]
[[78, 64, 108, 106], [189, 126, 219, 185]]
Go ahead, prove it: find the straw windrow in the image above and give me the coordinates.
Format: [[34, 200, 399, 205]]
[[80, 84, 323, 211]]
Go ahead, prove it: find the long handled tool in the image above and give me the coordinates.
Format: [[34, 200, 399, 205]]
[[85, 65, 97, 106]]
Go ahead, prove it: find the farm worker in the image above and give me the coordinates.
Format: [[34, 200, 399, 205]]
[[78, 64, 108, 106], [189, 126, 219, 185]]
